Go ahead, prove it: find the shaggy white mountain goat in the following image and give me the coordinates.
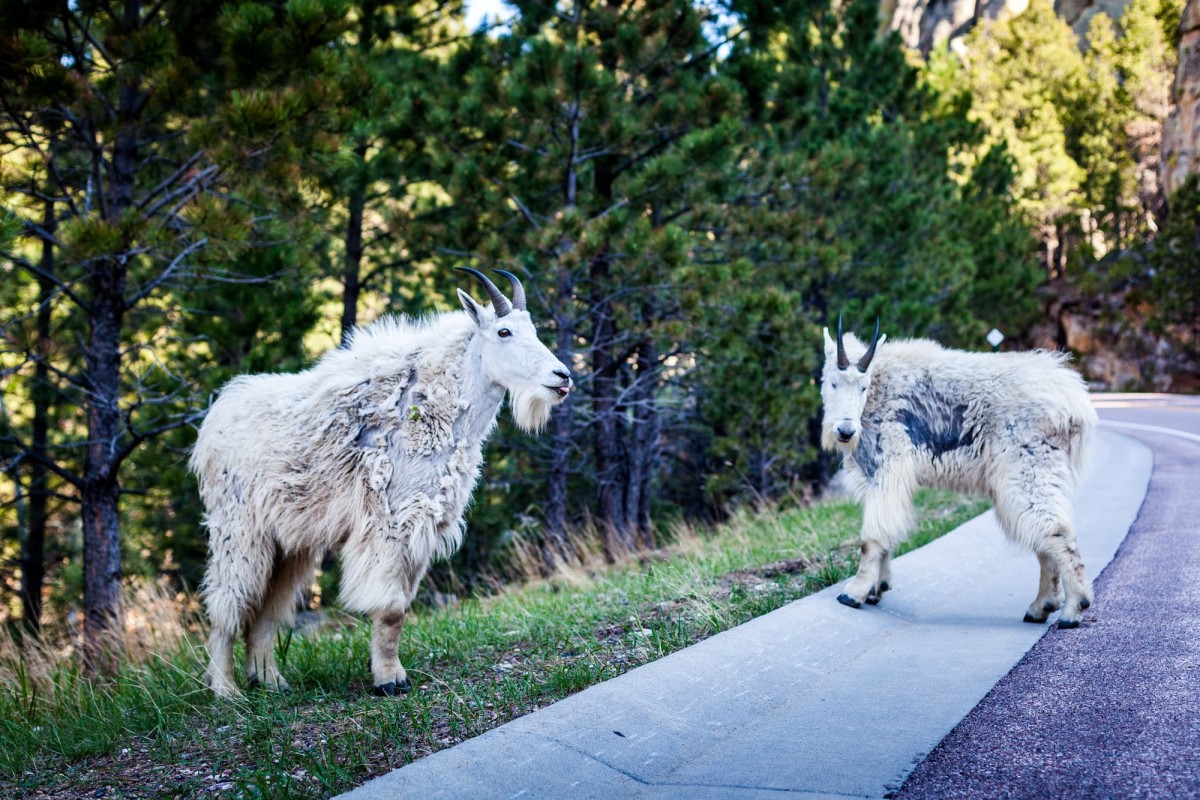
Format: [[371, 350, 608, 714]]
[[191, 269, 571, 697], [821, 318, 1098, 628]]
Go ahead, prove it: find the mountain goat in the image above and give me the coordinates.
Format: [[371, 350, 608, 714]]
[[191, 269, 571, 697], [821, 318, 1098, 628]]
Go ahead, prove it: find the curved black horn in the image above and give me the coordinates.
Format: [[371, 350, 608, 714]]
[[455, 267, 512, 317], [857, 317, 881, 372], [493, 269, 527, 311], [836, 313, 850, 370]]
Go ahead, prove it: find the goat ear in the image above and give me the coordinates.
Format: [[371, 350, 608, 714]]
[[458, 288, 485, 326], [823, 327, 835, 357]]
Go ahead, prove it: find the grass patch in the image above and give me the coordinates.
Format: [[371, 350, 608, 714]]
[[0, 489, 987, 799]]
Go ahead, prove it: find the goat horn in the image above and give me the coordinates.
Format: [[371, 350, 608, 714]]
[[836, 313, 850, 370], [456, 267, 512, 317], [493, 269, 527, 311], [858, 317, 882, 372]]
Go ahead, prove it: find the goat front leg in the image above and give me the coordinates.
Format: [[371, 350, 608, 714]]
[[865, 548, 893, 605], [370, 609, 410, 696], [839, 486, 913, 609]]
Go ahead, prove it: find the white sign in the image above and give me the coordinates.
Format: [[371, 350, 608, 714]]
[[986, 328, 1005, 349]]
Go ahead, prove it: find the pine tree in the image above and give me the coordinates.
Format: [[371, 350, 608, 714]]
[[436, 0, 741, 562], [0, 0, 347, 665], [689, 0, 1039, 507], [323, 1, 467, 346]]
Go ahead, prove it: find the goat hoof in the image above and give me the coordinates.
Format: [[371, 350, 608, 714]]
[[1023, 612, 1047, 624], [865, 594, 881, 605], [879, 581, 890, 592], [247, 676, 291, 695], [1080, 598, 1091, 610], [1057, 618, 1081, 629], [837, 593, 862, 609], [373, 678, 412, 697], [1043, 601, 1058, 612]]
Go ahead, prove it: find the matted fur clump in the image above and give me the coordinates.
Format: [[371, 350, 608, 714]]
[[820, 320, 1098, 628], [192, 270, 571, 697]]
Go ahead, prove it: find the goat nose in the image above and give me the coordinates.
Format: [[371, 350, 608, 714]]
[[836, 422, 856, 438], [553, 368, 571, 382]]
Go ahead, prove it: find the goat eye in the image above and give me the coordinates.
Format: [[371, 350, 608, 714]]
[[498, 328, 511, 338]]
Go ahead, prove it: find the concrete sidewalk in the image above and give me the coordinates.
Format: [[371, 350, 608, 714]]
[[339, 429, 1152, 800]]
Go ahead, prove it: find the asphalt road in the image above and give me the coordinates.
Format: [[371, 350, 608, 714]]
[[895, 394, 1200, 800], [339, 403, 1160, 800]]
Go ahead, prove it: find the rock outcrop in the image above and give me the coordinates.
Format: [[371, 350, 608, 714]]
[[883, 0, 1131, 52], [1162, 0, 1200, 196]]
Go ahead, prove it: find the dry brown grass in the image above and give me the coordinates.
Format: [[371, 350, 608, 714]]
[[0, 576, 203, 690]]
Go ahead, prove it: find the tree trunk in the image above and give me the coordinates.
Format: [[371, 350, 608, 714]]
[[21, 198, 54, 633], [627, 337, 658, 551], [339, 3, 378, 346], [590, 249, 629, 560], [542, 267, 576, 571], [82, 253, 127, 673], [81, 0, 140, 671], [544, 94, 584, 571], [340, 140, 369, 347]]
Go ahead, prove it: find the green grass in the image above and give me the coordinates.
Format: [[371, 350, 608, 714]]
[[0, 489, 988, 799]]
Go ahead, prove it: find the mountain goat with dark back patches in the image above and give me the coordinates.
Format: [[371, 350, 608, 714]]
[[820, 318, 1098, 628], [191, 269, 571, 697]]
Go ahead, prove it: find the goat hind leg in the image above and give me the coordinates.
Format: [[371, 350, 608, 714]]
[[246, 552, 318, 693], [1023, 551, 1063, 624], [206, 621, 240, 698], [203, 542, 268, 698], [1042, 525, 1093, 628], [205, 589, 250, 698]]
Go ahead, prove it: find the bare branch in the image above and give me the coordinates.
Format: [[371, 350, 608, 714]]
[[136, 150, 206, 213], [124, 237, 209, 308], [114, 409, 207, 466], [140, 163, 221, 222], [0, 434, 84, 488], [510, 193, 541, 230], [3, 249, 92, 312]]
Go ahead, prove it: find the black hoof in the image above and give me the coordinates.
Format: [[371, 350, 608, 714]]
[[1043, 601, 1058, 612], [1023, 612, 1047, 624], [865, 594, 881, 605], [879, 581, 890, 593], [837, 593, 862, 609], [373, 678, 412, 697], [1057, 618, 1081, 629], [247, 677, 291, 695], [1080, 598, 1091, 610]]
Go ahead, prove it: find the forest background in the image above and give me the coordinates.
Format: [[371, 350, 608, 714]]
[[2, 0, 1197, 665]]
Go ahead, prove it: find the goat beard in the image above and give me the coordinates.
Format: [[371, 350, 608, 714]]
[[820, 424, 849, 450], [509, 386, 556, 434]]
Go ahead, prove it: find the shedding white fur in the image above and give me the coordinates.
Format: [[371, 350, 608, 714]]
[[192, 274, 570, 697], [820, 324, 1098, 628]]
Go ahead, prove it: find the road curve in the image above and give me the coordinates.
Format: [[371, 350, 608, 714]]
[[895, 394, 1200, 800]]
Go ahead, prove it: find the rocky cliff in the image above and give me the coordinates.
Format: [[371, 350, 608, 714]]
[[882, 0, 1132, 51], [1163, 0, 1200, 196]]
